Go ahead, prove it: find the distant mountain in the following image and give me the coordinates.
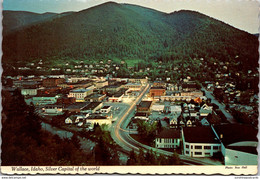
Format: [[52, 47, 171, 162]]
[[2, 2, 258, 71], [3, 10, 73, 35]]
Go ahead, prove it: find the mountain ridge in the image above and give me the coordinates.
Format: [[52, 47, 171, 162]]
[[2, 2, 258, 73]]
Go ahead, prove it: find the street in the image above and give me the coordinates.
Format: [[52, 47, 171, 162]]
[[111, 84, 222, 165], [201, 87, 236, 124]]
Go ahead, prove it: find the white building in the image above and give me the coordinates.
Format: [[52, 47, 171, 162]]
[[43, 104, 63, 114], [21, 88, 37, 96], [155, 129, 181, 149], [68, 88, 93, 102], [182, 127, 221, 157], [100, 106, 112, 113], [151, 104, 165, 112], [199, 104, 213, 117]]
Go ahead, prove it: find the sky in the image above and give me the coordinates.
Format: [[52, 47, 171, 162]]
[[3, 0, 260, 34]]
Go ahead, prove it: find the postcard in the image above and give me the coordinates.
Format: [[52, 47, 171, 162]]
[[1, 0, 259, 175]]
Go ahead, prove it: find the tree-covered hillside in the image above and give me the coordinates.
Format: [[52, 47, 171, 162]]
[[2, 2, 258, 72]]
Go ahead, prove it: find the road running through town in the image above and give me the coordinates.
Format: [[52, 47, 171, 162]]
[[111, 84, 222, 165]]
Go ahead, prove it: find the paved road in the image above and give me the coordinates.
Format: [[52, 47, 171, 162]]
[[201, 87, 236, 124], [111, 84, 222, 165]]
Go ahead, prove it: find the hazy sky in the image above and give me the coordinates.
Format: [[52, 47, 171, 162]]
[[3, 0, 259, 33]]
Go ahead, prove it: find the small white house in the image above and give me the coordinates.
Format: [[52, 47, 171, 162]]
[[100, 106, 112, 113], [155, 129, 181, 149], [199, 104, 213, 117]]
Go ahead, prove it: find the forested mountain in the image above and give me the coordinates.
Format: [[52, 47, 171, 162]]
[[3, 10, 73, 35], [2, 2, 258, 70]]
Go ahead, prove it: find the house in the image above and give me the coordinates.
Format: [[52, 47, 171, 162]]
[[149, 87, 166, 97], [212, 124, 258, 165], [169, 118, 178, 128], [136, 101, 152, 114], [155, 129, 181, 149], [100, 106, 112, 113], [81, 102, 103, 113], [43, 104, 63, 114], [65, 113, 90, 124], [151, 104, 165, 112], [200, 118, 210, 126], [200, 104, 213, 117], [68, 88, 93, 102], [21, 88, 37, 96], [182, 127, 221, 157], [43, 78, 65, 87]]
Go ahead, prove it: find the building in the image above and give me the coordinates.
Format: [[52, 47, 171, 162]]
[[150, 87, 166, 97], [65, 102, 89, 113], [199, 104, 213, 117], [134, 112, 149, 120], [151, 104, 165, 112], [86, 115, 112, 127], [123, 83, 142, 91], [43, 104, 63, 114], [153, 81, 166, 88], [182, 127, 221, 157], [21, 88, 37, 96], [43, 78, 65, 87], [29, 94, 60, 106], [56, 97, 76, 105], [212, 124, 258, 165], [95, 81, 108, 89], [68, 88, 93, 102], [128, 78, 148, 85], [155, 129, 181, 149], [105, 84, 122, 93], [85, 93, 106, 102], [81, 102, 103, 113], [100, 106, 112, 113], [136, 101, 152, 114], [170, 105, 182, 114]]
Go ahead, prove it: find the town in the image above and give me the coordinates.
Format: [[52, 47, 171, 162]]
[[2, 61, 258, 165]]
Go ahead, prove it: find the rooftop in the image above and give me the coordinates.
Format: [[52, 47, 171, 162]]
[[150, 87, 165, 90], [157, 129, 181, 139], [137, 101, 152, 109], [66, 102, 89, 109], [82, 102, 102, 110], [102, 106, 111, 109], [213, 124, 258, 146], [183, 127, 220, 144], [70, 88, 92, 93], [87, 115, 107, 120]]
